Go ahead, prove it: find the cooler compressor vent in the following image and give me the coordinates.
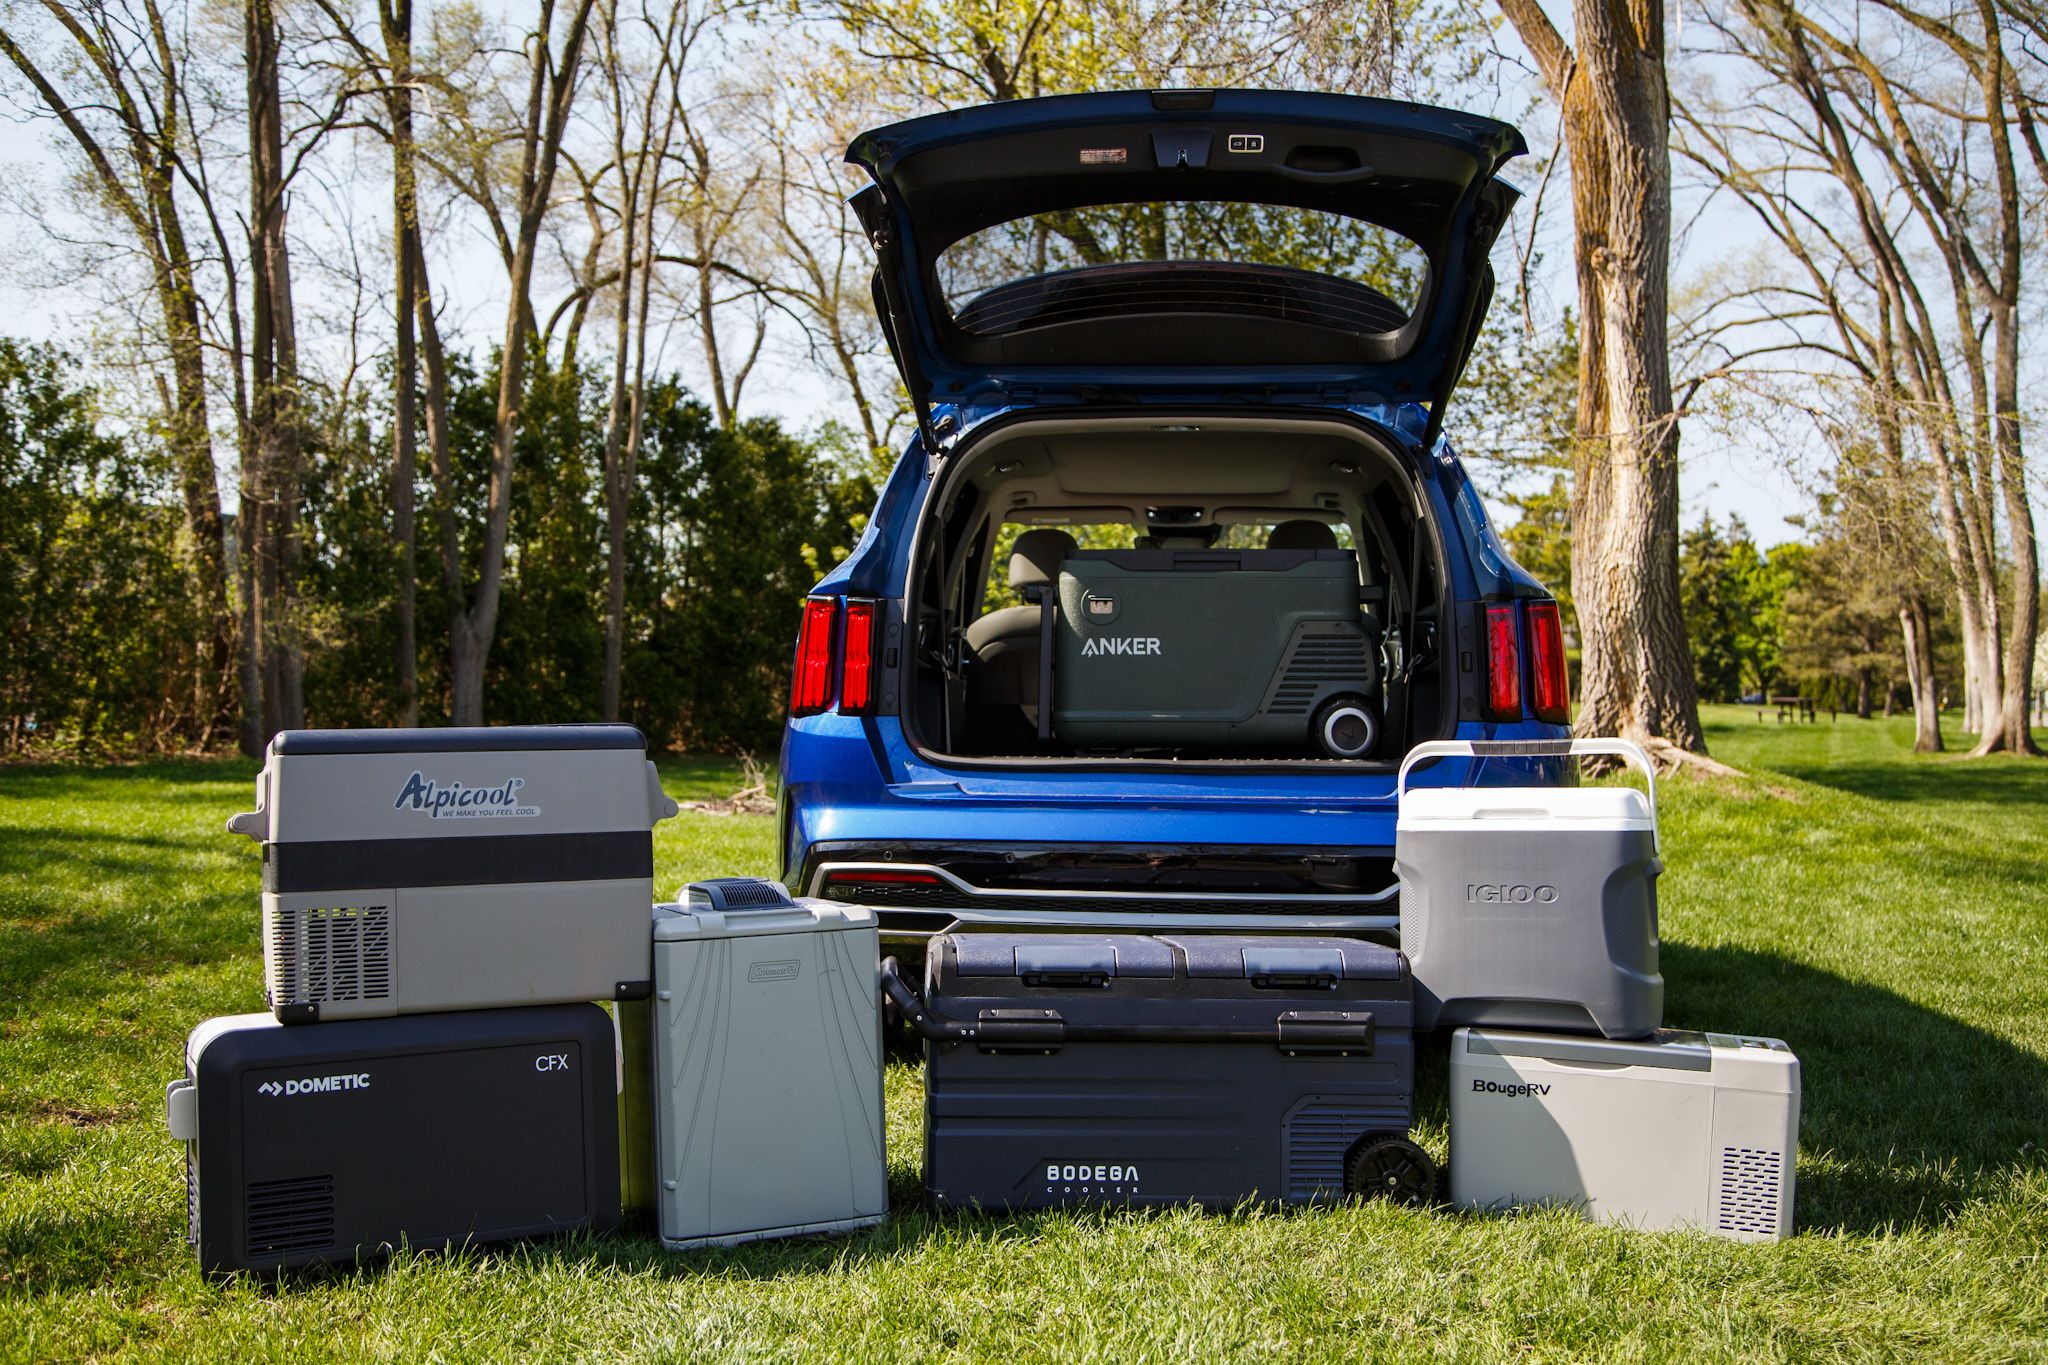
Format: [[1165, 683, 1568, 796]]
[[245, 1175, 336, 1257], [1283, 1102, 1399, 1200], [1267, 633, 1374, 716], [273, 904, 393, 1006], [1715, 1146, 1785, 1236]]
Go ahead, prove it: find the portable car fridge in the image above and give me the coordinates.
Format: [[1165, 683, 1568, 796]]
[[1051, 549, 1381, 757], [648, 878, 887, 1249], [1396, 738, 1664, 1039], [1449, 1027, 1800, 1240], [228, 724, 679, 1023], [910, 932, 1431, 1212], [163, 1004, 622, 1274]]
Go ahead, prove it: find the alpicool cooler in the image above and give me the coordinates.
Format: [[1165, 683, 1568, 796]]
[[1396, 738, 1664, 1039], [228, 725, 678, 1023], [647, 879, 887, 1250], [1449, 1027, 1800, 1240], [164, 1005, 621, 1274], [906, 932, 1432, 1212]]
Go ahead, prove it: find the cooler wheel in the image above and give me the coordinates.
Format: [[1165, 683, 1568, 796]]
[[1345, 1134, 1438, 1206]]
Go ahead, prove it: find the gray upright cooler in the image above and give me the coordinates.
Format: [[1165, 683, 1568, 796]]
[[908, 932, 1432, 1212], [647, 878, 887, 1249], [1396, 738, 1663, 1039], [1051, 549, 1381, 757]]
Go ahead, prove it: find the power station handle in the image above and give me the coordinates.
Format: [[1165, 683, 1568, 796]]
[[1396, 736, 1659, 853]]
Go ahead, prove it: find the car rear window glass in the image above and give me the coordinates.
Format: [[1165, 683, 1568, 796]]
[[936, 202, 1427, 338]]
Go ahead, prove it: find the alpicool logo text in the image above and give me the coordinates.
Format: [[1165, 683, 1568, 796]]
[[393, 772, 539, 820], [257, 1073, 372, 1097]]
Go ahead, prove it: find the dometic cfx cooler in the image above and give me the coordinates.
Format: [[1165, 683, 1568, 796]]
[[897, 932, 1434, 1212], [164, 1005, 622, 1274], [229, 725, 679, 1022]]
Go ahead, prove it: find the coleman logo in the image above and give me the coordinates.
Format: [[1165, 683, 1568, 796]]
[[1472, 1078, 1551, 1099], [1080, 637, 1161, 657], [257, 1073, 372, 1097], [1047, 1163, 1139, 1183], [393, 772, 539, 820], [1467, 883, 1559, 904]]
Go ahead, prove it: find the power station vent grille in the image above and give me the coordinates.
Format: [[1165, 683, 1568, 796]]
[[1715, 1146, 1785, 1236], [245, 1175, 336, 1257], [273, 904, 393, 1005], [1267, 633, 1373, 716]]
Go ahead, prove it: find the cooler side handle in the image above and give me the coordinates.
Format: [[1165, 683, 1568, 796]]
[[1397, 737, 1658, 853]]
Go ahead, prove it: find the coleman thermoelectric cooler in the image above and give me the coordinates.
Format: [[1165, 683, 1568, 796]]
[[898, 932, 1434, 1212], [646, 879, 887, 1249], [229, 725, 678, 1023], [164, 1005, 622, 1274], [1051, 549, 1382, 758], [1450, 1027, 1801, 1240]]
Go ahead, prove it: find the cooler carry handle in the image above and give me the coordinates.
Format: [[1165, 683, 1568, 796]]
[[1396, 737, 1658, 853]]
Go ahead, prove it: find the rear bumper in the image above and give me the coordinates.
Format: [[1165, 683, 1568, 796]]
[[795, 840, 1398, 940]]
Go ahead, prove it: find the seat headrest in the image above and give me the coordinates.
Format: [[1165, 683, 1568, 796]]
[[1008, 528, 1077, 589], [1266, 519, 1339, 550]]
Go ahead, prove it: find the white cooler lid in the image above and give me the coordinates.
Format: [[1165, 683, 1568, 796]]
[[1398, 785, 1654, 832]]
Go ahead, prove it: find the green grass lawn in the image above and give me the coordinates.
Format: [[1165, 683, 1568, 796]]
[[3, 710, 2045, 1361]]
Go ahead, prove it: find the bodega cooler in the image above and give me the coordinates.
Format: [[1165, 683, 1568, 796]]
[[228, 724, 678, 1023], [888, 932, 1434, 1212], [1049, 548, 1382, 757], [1450, 1027, 1800, 1240], [164, 1004, 622, 1274], [1395, 737, 1664, 1039], [640, 879, 887, 1250]]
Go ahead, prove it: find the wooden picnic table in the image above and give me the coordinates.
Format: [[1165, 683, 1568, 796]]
[[1761, 695, 1817, 723]]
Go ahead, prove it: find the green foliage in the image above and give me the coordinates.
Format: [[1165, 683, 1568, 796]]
[[1680, 515, 1795, 702], [1780, 534, 1906, 716], [6, 718, 2048, 1356], [1498, 474, 1575, 641], [0, 340, 209, 756]]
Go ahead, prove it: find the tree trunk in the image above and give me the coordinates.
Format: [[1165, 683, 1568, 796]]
[[1900, 596, 1942, 752], [1499, 0, 1705, 754], [246, 0, 306, 738], [384, 0, 421, 727], [1855, 670, 1871, 720]]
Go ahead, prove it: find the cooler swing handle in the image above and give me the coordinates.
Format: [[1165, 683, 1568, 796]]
[[1395, 737, 1660, 854]]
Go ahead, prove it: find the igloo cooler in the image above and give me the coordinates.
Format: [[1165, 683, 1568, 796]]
[[228, 725, 679, 1023], [1450, 1027, 1800, 1240], [1051, 549, 1382, 757], [645, 879, 886, 1249], [903, 932, 1431, 1212], [164, 1004, 622, 1274], [1396, 738, 1663, 1039]]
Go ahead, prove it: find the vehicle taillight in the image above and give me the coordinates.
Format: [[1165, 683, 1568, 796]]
[[841, 600, 878, 714], [1484, 603, 1521, 721], [1527, 600, 1570, 724], [824, 869, 940, 887], [791, 598, 836, 715]]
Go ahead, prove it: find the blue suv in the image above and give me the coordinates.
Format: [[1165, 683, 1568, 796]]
[[778, 89, 1569, 941]]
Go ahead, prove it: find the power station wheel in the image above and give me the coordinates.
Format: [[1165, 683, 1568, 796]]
[[1313, 696, 1380, 759], [1345, 1135, 1438, 1207]]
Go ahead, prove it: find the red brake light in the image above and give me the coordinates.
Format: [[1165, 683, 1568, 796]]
[[841, 601, 878, 713], [825, 869, 940, 886], [1484, 603, 1522, 720], [791, 598, 836, 715], [1527, 600, 1570, 724]]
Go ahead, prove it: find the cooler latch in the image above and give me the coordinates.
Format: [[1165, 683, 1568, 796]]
[[975, 1009, 1066, 1054], [1275, 1011, 1375, 1056]]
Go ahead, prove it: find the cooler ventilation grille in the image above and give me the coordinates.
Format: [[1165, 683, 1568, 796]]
[[184, 1146, 200, 1246], [245, 1175, 336, 1257], [273, 905, 392, 1006], [1268, 634, 1373, 716], [1285, 1103, 1400, 1200], [1715, 1146, 1785, 1236], [693, 878, 788, 908]]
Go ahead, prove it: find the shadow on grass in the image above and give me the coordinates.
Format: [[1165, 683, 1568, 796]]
[[1665, 941, 2047, 1234], [1759, 755, 2048, 809]]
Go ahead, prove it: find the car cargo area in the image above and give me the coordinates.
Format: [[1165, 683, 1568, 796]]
[[903, 414, 1454, 766]]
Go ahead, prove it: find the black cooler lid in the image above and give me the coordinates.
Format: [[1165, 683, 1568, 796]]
[[947, 933, 1400, 981], [1166, 936, 1404, 981]]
